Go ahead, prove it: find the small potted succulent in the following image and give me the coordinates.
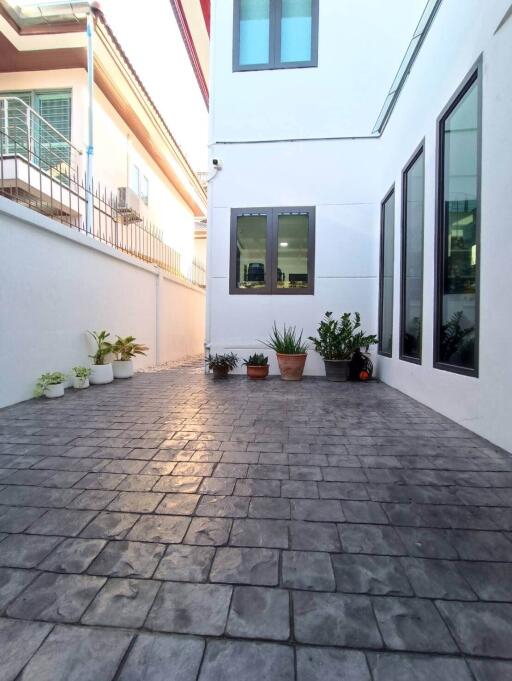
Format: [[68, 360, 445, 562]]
[[71, 366, 91, 389], [112, 335, 148, 379], [309, 311, 378, 382], [206, 353, 238, 379], [34, 372, 67, 398], [243, 353, 269, 380], [263, 323, 308, 381], [88, 330, 114, 384]]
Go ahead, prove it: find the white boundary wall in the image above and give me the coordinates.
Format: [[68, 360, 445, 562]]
[[0, 197, 205, 407]]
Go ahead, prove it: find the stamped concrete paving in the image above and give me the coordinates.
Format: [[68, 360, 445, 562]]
[[1, 365, 512, 680]]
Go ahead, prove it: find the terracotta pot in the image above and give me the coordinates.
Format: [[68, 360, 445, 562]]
[[212, 365, 229, 379], [246, 365, 269, 380], [276, 353, 307, 381], [324, 359, 350, 382]]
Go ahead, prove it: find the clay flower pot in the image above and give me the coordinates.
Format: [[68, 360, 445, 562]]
[[246, 365, 269, 380], [276, 353, 307, 381]]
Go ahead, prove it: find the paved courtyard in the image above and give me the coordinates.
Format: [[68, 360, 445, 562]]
[[0, 365, 512, 681]]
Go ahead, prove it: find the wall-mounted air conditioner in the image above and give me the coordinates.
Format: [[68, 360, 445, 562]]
[[117, 186, 142, 223]]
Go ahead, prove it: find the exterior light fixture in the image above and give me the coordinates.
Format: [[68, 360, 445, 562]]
[[280, 242, 288, 247]]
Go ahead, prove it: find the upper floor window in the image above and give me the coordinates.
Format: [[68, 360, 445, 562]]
[[233, 0, 319, 71], [129, 163, 149, 206], [378, 188, 395, 357], [435, 64, 481, 376], [230, 206, 315, 294]]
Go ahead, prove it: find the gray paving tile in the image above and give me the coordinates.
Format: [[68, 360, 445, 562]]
[[437, 600, 512, 657], [210, 547, 279, 585], [88, 540, 165, 578], [293, 591, 382, 648], [68, 490, 118, 510], [469, 659, 512, 681], [199, 477, 236, 495], [154, 544, 215, 581], [0, 505, 46, 532], [153, 476, 202, 493], [332, 554, 413, 595], [0, 618, 52, 681], [0, 568, 38, 610], [78, 473, 127, 490], [449, 529, 512, 561], [373, 597, 458, 653], [117, 633, 204, 681], [184, 517, 232, 545], [296, 647, 371, 681], [459, 561, 512, 601], [291, 499, 345, 522], [341, 500, 388, 524], [282, 551, 335, 591], [339, 523, 406, 555], [127, 514, 190, 543], [226, 586, 289, 640], [0, 534, 63, 567], [146, 581, 231, 635], [249, 497, 290, 519], [230, 518, 288, 548], [401, 557, 477, 599], [80, 511, 139, 539], [396, 527, 458, 559], [7, 572, 105, 623], [108, 492, 164, 513], [116, 474, 159, 491], [367, 652, 474, 681], [0, 485, 80, 508], [27, 509, 96, 536], [289, 521, 341, 551], [196, 495, 250, 517], [235, 478, 281, 497], [18, 624, 132, 681], [38, 538, 106, 573], [82, 578, 160, 627], [198, 640, 294, 681], [155, 493, 200, 515]]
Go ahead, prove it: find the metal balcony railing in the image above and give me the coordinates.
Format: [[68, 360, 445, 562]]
[[0, 103, 206, 289]]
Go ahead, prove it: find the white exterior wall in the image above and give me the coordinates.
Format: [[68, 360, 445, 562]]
[[208, 0, 512, 452], [0, 197, 205, 408]]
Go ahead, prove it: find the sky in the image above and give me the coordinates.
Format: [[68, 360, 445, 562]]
[[100, 0, 209, 172]]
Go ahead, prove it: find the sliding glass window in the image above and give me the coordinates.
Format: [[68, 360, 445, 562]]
[[234, 0, 318, 71], [400, 146, 425, 362], [435, 65, 481, 375], [378, 189, 395, 357], [230, 207, 315, 294]]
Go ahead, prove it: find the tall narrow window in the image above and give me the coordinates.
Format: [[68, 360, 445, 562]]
[[379, 189, 395, 357], [400, 146, 425, 362], [230, 207, 314, 294], [435, 67, 480, 375], [234, 0, 318, 71]]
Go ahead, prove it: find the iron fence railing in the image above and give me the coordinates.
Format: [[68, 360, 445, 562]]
[[0, 108, 206, 289]]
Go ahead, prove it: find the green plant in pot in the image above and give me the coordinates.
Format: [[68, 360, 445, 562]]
[[88, 330, 114, 385], [263, 323, 308, 381], [34, 371, 67, 399], [309, 312, 378, 382], [206, 353, 238, 379], [71, 366, 91, 390], [112, 336, 149, 379], [242, 353, 269, 380]]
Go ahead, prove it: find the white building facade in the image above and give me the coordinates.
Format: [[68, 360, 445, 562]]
[[207, 0, 512, 453]]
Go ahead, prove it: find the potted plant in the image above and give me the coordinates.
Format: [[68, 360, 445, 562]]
[[88, 330, 114, 384], [111, 336, 149, 379], [309, 312, 378, 382], [71, 366, 91, 389], [242, 353, 269, 380], [34, 372, 67, 399], [206, 353, 238, 379], [263, 323, 308, 381]]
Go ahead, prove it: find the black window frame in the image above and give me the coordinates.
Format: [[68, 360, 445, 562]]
[[434, 58, 482, 378], [230, 206, 315, 295], [400, 141, 425, 365], [378, 186, 395, 358], [233, 0, 319, 72]]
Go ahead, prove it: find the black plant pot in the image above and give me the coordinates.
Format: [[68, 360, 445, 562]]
[[212, 366, 229, 379], [324, 359, 350, 382]]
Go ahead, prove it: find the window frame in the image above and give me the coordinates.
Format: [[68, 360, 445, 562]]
[[433, 58, 482, 378], [399, 141, 425, 365], [378, 186, 395, 358], [229, 206, 315, 295], [233, 0, 319, 72]]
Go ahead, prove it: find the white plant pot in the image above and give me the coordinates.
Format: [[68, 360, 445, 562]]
[[73, 376, 89, 390], [89, 363, 114, 385], [44, 383, 64, 398], [113, 359, 134, 379]]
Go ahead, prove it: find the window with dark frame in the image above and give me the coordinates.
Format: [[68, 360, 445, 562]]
[[230, 207, 315, 295], [435, 64, 481, 376], [400, 145, 425, 363], [378, 188, 395, 357], [233, 0, 319, 71]]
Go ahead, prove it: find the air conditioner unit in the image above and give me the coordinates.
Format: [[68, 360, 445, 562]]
[[117, 186, 142, 223]]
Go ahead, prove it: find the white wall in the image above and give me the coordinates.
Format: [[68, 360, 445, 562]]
[[0, 197, 205, 408], [208, 0, 512, 452]]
